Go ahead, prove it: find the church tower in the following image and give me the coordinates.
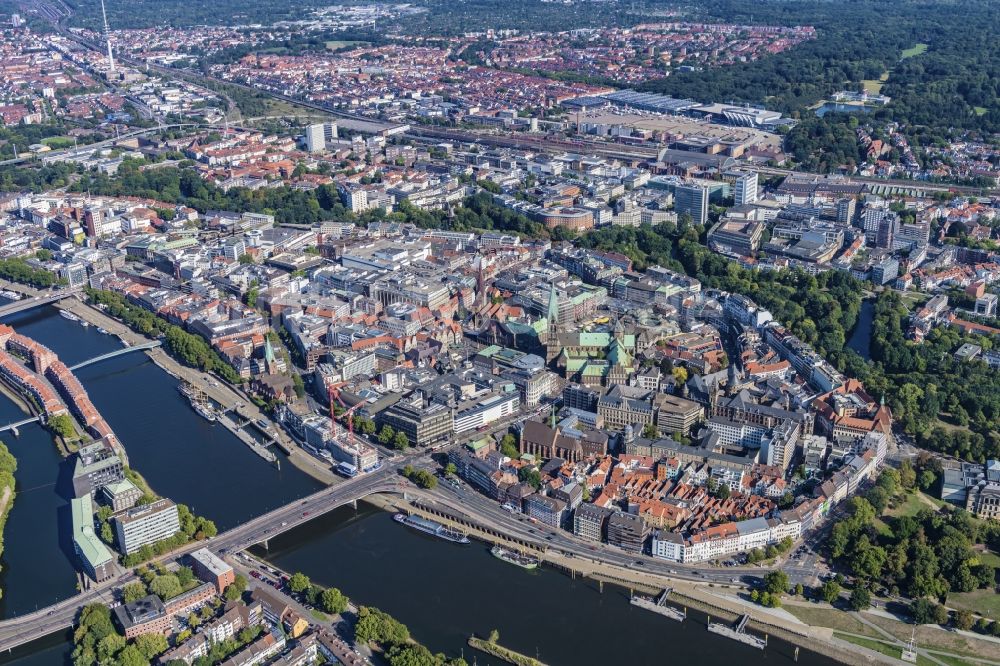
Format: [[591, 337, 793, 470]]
[[545, 282, 562, 363]]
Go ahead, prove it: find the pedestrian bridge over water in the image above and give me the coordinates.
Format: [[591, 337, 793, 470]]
[[69, 340, 162, 370]]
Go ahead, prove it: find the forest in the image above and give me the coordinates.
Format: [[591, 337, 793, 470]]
[[643, 0, 1000, 132], [827, 465, 997, 608], [839, 291, 1000, 462], [68, 0, 631, 34]]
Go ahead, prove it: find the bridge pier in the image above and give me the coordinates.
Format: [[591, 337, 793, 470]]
[[350, 499, 357, 510], [261, 539, 269, 550]]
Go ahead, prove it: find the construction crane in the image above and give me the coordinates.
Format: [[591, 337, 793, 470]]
[[326, 382, 364, 443]]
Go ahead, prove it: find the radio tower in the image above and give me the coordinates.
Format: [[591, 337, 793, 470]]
[[100, 0, 115, 72]]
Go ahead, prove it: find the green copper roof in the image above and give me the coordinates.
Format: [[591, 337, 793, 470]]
[[546, 284, 559, 325]]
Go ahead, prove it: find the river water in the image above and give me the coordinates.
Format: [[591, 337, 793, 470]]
[[0, 303, 322, 663], [846, 299, 875, 360], [0, 303, 840, 666], [252, 506, 839, 666]]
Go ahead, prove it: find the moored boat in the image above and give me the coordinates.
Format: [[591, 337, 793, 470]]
[[393, 513, 470, 544], [491, 545, 540, 570]]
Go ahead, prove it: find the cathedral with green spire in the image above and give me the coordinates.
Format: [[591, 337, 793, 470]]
[[544, 284, 637, 387]]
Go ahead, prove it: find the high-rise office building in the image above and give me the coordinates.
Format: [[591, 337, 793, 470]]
[[675, 182, 709, 225], [734, 171, 759, 206], [112, 499, 180, 555], [305, 122, 339, 152]]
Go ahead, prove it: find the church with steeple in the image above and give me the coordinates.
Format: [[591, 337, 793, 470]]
[[543, 283, 637, 387]]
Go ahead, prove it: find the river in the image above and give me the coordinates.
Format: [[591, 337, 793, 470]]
[[0, 302, 323, 663], [251, 505, 840, 666], [0, 303, 842, 666]]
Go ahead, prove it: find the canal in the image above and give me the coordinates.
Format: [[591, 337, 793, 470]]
[[846, 299, 875, 360], [0, 303, 321, 627], [251, 506, 840, 666]]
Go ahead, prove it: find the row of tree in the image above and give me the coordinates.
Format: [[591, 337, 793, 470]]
[[86, 288, 242, 384], [0, 258, 64, 289], [286, 571, 349, 614]]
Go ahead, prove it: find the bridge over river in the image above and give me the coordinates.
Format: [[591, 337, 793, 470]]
[[0, 288, 81, 319], [0, 467, 401, 651]]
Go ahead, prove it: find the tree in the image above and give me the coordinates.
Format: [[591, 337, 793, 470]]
[[763, 570, 789, 596], [820, 580, 841, 604], [378, 425, 395, 445], [444, 462, 457, 477], [176, 566, 195, 588], [122, 582, 147, 603], [96, 633, 126, 664], [149, 574, 182, 600], [910, 598, 936, 624], [500, 434, 519, 459], [245, 286, 259, 308], [320, 587, 349, 615], [100, 521, 115, 544], [289, 572, 311, 594], [393, 431, 410, 451], [794, 583, 804, 597], [355, 606, 410, 646], [133, 633, 169, 661], [46, 413, 77, 440], [224, 574, 248, 601], [932, 603, 950, 626], [848, 586, 871, 611], [954, 609, 975, 632], [117, 645, 148, 666], [519, 467, 542, 490], [642, 423, 658, 439]]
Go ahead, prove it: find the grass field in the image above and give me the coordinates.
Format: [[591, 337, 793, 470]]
[[901, 43, 929, 59], [864, 614, 1000, 661], [885, 491, 939, 518], [873, 517, 894, 537], [974, 106, 988, 116], [975, 549, 1000, 568], [40, 136, 75, 149], [899, 290, 930, 310], [862, 72, 891, 94], [785, 605, 880, 637], [947, 588, 1000, 617], [834, 632, 903, 659], [326, 40, 369, 50]]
